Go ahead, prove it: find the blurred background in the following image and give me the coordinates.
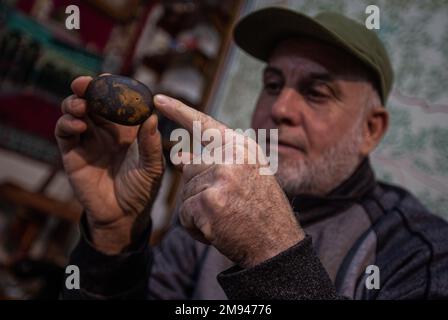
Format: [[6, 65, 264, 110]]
[[0, 0, 446, 299]]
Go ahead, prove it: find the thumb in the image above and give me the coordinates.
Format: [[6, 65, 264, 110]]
[[137, 114, 163, 168]]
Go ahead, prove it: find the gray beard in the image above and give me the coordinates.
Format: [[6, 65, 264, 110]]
[[275, 120, 363, 197]]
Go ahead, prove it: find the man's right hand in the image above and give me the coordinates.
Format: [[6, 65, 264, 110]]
[[55, 76, 164, 254]]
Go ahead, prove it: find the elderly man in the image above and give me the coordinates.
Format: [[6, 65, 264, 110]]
[[58, 8, 448, 299]]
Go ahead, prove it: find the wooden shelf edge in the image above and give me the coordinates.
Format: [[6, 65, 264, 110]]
[[0, 182, 81, 223]]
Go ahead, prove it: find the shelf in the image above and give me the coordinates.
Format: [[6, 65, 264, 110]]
[[0, 182, 82, 223]]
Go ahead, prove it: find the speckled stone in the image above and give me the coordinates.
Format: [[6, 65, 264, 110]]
[[85, 75, 154, 126]]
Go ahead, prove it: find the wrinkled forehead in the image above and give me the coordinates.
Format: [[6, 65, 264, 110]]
[[268, 37, 372, 82]]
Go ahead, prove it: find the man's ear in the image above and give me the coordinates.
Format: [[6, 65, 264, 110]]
[[360, 106, 389, 156]]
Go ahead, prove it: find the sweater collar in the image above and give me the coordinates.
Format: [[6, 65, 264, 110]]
[[290, 158, 376, 226]]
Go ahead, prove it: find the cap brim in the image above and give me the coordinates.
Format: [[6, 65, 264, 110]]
[[234, 7, 356, 62]]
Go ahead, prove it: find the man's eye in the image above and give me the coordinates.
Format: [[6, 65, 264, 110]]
[[307, 89, 326, 97], [264, 82, 282, 94], [306, 86, 331, 101]]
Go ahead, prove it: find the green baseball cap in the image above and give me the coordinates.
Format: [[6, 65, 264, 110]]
[[233, 7, 394, 104]]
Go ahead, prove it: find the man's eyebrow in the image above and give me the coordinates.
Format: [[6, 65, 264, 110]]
[[307, 72, 336, 83], [263, 68, 336, 82], [263, 66, 283, 77]]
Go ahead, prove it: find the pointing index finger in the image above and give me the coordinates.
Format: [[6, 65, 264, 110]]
[[154, 94, 228, 136]]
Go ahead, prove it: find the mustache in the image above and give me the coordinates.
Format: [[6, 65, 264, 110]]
[[264, 136, 307, 152]]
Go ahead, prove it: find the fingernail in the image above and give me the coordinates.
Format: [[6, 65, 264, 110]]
[[150, 117, 158, 135], [154, 94, 169, 106]]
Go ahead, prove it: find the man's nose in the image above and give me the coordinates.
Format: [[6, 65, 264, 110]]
[[271, 88, 303, 126]]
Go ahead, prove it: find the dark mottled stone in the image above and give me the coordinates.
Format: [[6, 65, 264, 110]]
[[85, 75, 154, 126]]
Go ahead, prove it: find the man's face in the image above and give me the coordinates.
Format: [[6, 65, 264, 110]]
[[252, 38, 374, 197]]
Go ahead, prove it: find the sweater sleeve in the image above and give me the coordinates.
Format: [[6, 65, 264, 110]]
[[61, 214, 204, 300], [217, 235, 344, 300], [61, 214, 152, 299]]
